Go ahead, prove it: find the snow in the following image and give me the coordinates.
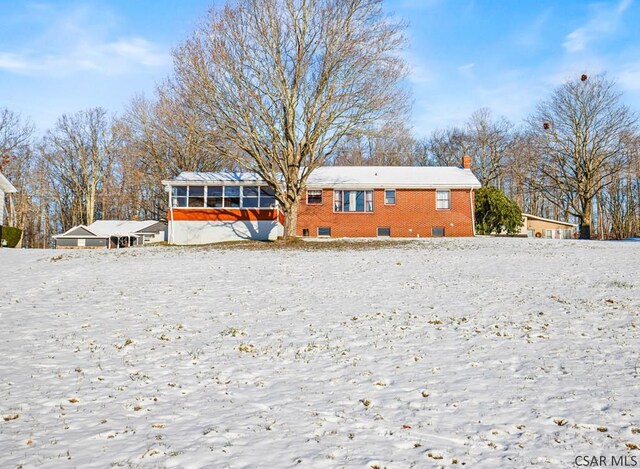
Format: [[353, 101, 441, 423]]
[[169, 166, 482, 189], [171, 172, 265, 184], [306, 166, 481, 189], [86, 220, 162, 236], [1, 237, 639, 468]]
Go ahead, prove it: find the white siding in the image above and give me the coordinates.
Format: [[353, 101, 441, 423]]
[[170, 220, 283, 244]]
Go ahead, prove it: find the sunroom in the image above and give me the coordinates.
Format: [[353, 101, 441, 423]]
[[162, 172, 284, 245]]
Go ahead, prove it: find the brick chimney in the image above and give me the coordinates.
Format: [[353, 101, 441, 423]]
[[462, 155, 471, 170]]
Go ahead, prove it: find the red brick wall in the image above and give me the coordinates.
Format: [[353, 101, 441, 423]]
[[297, 188, 476, 237]]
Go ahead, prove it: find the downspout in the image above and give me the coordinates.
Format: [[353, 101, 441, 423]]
[[168, 184, 175, 245], [470, 188, 476, 237]]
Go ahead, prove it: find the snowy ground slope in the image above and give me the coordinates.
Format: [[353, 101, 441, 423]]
[[1, 238, 639, 468]]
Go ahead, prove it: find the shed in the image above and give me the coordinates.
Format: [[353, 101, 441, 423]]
[[520, 213, 577, 239]]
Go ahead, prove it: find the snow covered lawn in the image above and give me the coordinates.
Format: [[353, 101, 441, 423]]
[[1, 238, 639, 468]]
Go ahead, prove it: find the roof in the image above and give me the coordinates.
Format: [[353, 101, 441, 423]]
[[167, 172, 265, 184], [164, 166, 481, 189], [54, 220, 164, 238], [522, 213, 576, 227], [0, 171, 17, 193], [305, 166, 480, 189]]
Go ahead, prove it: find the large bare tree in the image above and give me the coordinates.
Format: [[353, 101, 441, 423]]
[[173, 0, 408, 238], [41, 108, 120, 228], [120, 87, 225, 220], [530, 74, 637, 239]]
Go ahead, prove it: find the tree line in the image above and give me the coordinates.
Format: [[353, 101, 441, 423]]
[[1, 0, 639, 245]]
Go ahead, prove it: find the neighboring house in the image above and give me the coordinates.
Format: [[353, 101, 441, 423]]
[[520, 213, 576, 239], [162, 157, 481, 244], [53, 220, 167, 249], [0, 171, 17, 226]]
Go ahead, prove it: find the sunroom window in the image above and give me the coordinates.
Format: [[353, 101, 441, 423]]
[[243, 186, 259, 208], [172, 186, 187, 207], [188, 186, 205, 207], [260, 186, 276, 208], [223, 186, 241, 208], [206, 186, 223, 207]]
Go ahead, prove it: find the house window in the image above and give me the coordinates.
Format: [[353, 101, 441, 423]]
[[384, 189, 396, 205], [318, 227, 331, 237], [334, 190, 373, 212], [377, 227, 391, 237], [432, 227, 445, 237], [302, 228, 309, 237], [307, 189, 323, 205], [188, 186, 205, 207], [436, 190, 450, 210], [172, 186, 187, 207]]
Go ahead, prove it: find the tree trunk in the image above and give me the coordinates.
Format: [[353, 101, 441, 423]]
[[282, 199, 299, 241], [580, 200, 592, 240]]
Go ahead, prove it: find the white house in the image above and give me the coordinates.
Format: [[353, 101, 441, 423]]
[[53, 220, 167, 249], [0, 171, 17, 226]]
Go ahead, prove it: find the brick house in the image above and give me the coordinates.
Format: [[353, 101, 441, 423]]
[[162, 158, 481, 244]]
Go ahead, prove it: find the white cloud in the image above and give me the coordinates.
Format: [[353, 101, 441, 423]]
[[0, 53, 30, 73], [0, 4, 170, 76], [563, 0, 632, 53], [458, 63, 475, 77]]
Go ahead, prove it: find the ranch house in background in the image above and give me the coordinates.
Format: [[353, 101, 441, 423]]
[[520, 213, 577, 239], [53, 220, 167, 249], [162, 157, 481, 244]]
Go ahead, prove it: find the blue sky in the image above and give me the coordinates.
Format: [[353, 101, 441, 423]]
[[1, 0, 639, 137]]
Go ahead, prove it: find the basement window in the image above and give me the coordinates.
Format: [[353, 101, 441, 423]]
[[432, 227, 445, 237], [318, 227, 331, 237], [377, 227, 391, 237]]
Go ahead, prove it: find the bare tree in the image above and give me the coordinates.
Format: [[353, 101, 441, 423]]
[[41, 108, 120, 228], [530, 74, 637, 239], [120, 87, 225, 220], [333, 121, 415, 166], [465, 108, 513, 189], [172, 0, 408, 239], [423, 127, 468, 166], [0, 108, 34, 230]]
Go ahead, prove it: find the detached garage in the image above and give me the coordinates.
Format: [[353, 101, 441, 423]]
[[53, 220, 167, 249]]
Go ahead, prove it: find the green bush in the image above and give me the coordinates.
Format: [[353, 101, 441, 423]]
[[0, 225, 22, 248], [475, 186, 523, 235]]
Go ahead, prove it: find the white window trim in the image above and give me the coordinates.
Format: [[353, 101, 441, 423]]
[[171, 184, 276, 209], [384, 189, 396, 205], [333, 189, 374, 213], [436, 189, 451, 210]]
